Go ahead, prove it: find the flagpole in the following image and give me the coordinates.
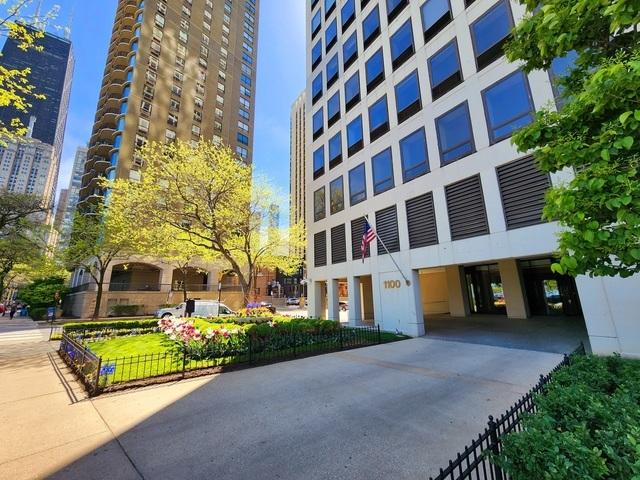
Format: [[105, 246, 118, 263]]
[[364, 215, 411, 286]]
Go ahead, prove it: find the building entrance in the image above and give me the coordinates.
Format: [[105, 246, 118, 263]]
[[464, 264, 506, 315], [520, 258, 582, 316]]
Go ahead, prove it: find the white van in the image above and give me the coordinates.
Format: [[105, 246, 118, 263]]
[[156, 300, 235, 319]]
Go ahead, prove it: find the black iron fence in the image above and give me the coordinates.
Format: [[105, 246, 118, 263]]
[[429, 343, 586, 480], [59, 326, 382, 395]]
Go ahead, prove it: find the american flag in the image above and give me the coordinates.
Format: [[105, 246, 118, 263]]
[[361, 219, 376, 262]]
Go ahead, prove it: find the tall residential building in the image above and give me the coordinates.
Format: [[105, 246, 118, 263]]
[[0, 28, 74, 206], [305, 0, 639, 356], [78, 0, 260, 208], [56, 146, 88, 248], [289, 90, 307, 253], [54, 188, 70, 232]]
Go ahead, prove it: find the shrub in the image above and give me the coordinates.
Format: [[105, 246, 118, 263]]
[[63, 319, 158, 332], [236, 307, 275, 318], [18, 276, 70, 310], [493, 355, 640, 480], [110, 304, 141, 317], [29, 307, 48, 321]]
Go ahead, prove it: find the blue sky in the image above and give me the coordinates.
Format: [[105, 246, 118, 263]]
[[2, 0, 306, 223]]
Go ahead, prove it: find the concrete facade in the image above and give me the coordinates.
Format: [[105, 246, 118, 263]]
[[305, 0, 640, 357]]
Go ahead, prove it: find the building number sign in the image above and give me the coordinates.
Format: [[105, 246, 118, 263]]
[[384, 280, 402, 289]]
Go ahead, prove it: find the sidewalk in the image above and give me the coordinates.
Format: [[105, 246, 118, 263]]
[[0, 317, 141, 480]]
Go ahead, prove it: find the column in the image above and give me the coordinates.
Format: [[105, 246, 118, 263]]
[[308, 280, 324, 319], [327, 279, 340, 322], [446, 265, 471, 317], [159, 264, 174, 293], [347, 276, 362, 326], [498, 259, 529, 319], [406, 269, 426, 337]]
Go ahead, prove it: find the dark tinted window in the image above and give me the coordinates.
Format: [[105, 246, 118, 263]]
[[314, 187, 326, 221], [325, 0, 336, 16], [436, 101, 475, 164], [326, 54, 339, 87], [325, 19, 338, 52], [349, 163, 367, 205], [311, 10, 322, 37], [482, 70, 534, 143], [330, 176, 344, 214], [312, 108, 324, 139], [312, 73, 323, 103], [343, 31, 358, 69], [390, 19, 414, 70], [312, 41, 322, 69], [420, 0, 452, 43], [365, 49, 385, 92], [400, 128, 429, 182], [341, 0, 356, 31], [395, 70, 421, 123], [471, 0, 513, 70], [363, 6, 381, 48], [428, 40, 462, 99], [313, 146, 325, 179], [387, 0, 409, 22], [327, 91, 340, 126], [368, 95, 389, 141], [345, 71, 361, 110], [329, 132, 343, 167], [550, 50, 577, 108], [347, 115, 364, 156], [372, 148, 394, 194]]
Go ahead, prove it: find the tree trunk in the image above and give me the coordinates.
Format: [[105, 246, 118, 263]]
[[92, 277, 104, 321]]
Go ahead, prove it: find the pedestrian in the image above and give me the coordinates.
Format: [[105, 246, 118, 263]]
[[185, 298, 195, 318], [0, 303, 5, 316], [9, 303, 17, 320]]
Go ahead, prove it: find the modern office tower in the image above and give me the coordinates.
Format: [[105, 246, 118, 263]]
[[289, 91, 307, 253], [0, 27, 74, 206], [305, 0, 639, 356], [78, 0, 260, 208], [54, 188, 70, 233], [56, 146, 88, 248]]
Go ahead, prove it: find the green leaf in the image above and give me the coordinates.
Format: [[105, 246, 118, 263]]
[[619, 111, 633, 124], [583, 230, 595, 242], [635, 110, 640, 121], [600, 149, 610, 161], [550, 263, 565, 275], [631, 249, 640, 261], [621, 136, 634, 149]]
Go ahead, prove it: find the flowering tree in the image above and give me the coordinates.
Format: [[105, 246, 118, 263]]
[[107, 140, 305, 304]]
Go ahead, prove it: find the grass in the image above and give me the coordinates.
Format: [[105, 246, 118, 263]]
[[88, 333, 172, 358]]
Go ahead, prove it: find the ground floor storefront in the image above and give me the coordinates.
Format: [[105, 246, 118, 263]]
[[308, 256, 640, 357]]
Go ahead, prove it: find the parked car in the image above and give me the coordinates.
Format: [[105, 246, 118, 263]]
[[156, 300, 235, 319], [286, 297, 300, 306]]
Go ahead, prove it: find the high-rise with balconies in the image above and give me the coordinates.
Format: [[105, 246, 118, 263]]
[[78, 0, 259, 208]]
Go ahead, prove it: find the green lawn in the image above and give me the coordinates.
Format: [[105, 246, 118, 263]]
[[88, 333, 172, 358]]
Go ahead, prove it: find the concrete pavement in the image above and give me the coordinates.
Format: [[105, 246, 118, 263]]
[[1, 316, 563, 480]]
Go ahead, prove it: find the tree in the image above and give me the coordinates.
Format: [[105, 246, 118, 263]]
[[0, 0, 58, 140], [64, 206, 138, 320], [0, 189, 47, 236], [505, 0, 640, 278], [107, 140, 305, 304]]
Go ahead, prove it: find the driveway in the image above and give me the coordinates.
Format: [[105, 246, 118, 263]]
[[0, 318, 563, 480]]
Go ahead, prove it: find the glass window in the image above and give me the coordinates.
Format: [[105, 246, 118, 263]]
[[326, 54, 339, 87], [329, 132, 342, 168], [314, 187, 326, 221], [345, 71, 361, 110], [436, 102, 475, 164], [312, 72, 323, 103], [330, 176, 344, 214], [325, 19, 338, 51], [400, 128, 429, 182], [372, 148, 394, 194], [342, 31, 358, 69], [368, 95, 389, 141], [341, 0, 355, 30], [420, 0, 452, 43], [482, 70, 534, 143], [390, 19, 414, 70], [362, 6, 381, 48], [428, 40, 462, 99], [395, 70, 421, 123], [312, 41, 322, 69], [387, 0, 408, 21], [311, 10, 322, 37], [325, 0, 336, 15], [349, 163, 367, 205], [471, 0, 513, 70], [313, 108, 324, 139], [313, 146, 325, 179], [550, 50, 577, 108], [327, 91, 340, 125], [347, 115, 363, 156], [365, 49, 385, 92]]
